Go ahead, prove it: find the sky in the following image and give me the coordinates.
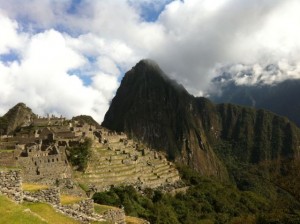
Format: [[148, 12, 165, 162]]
[[1, 0, 300, 122]]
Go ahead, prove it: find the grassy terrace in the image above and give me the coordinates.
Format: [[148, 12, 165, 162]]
[[60, 194, 85, 205], [0, 193, 113, 223], [94, 203, 118, 214], [126, 216, 148, 224], [0, 166, 19, 171], [0, 195, 79, 224], [0, 149, 14, 153], [22, 183, 49, 192]]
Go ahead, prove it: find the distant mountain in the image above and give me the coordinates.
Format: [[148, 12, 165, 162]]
[[209, 64, 300, 127], [0, 103, 36, 134], [102, 60, 300, 180]]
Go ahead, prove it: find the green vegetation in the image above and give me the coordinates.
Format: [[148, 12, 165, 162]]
[[67, 138, 92, 171], [215, 104, 300, 164], [0, 149, 14, 153], [126, 216, 149, 224], [94, 203, 116, 214], [0, 166, 19, 171], [0, 195, 46, 224], [93, 165, 300, 224], [78, 182, 90, 193]]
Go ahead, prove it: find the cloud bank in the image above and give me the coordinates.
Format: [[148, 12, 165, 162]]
[[0, 0, 300, 121]]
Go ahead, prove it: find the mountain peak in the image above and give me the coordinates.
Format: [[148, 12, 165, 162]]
[[102, 60, 226, 177], [0, 103, 35, 134], [138, 58, 160, 66], [130, 59, 169, 80], [102, 59, 190, 133], [14, 102, 27, 108]]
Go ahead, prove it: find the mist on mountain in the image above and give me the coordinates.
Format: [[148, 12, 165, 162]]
[[208, 61, 300, 126]]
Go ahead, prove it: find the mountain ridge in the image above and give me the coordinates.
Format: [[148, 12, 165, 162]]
[[209, 78, 300, 127]]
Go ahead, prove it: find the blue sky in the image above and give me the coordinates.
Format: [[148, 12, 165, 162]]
[[0, 0, 300, 122]]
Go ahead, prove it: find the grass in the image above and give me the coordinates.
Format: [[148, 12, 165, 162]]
[[0, 149, 14, 153], [94, 203, 117, 214], [126, 216, 148, 224], [91, 221, 111, 224], [0, 195, 46, 224], [60, 194, 85, 205], [0, 166, 20, 171], [78, 182, 89, 192], [24, 202, 80, 224], [22, 183, 49, 192]]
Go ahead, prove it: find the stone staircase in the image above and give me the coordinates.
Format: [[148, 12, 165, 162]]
[[80, 131, 180, 191]]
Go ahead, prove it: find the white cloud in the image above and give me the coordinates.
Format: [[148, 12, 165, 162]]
[[0, 14, 26, 54], [22, 29, 86, 74], [0, 27, 115, 122], [1, 0, 300, 121], [210, 60, 300, 90], [92, 73, 119, 100]]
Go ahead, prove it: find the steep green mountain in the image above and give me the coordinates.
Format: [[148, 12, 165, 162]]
[[102, 60, 300, 179], [102, 60, 226, 178], [0, 103, 36, 134], [199, 101, 300, 163]]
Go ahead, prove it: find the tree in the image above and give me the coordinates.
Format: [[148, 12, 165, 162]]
[[68, 138, 92, 171]]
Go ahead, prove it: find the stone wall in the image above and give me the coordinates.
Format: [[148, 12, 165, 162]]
[[103, 208, 126, 224], [62, 199, 94, 216], [23, 187, 60, 205], [0, 151, 16, 167], [54, 204, 105, 224], [0, 170, 23, 203]]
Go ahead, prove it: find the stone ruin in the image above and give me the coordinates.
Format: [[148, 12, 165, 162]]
[[0, 115, 182, 193], [0, 116, 101, 185], [15, 142, 72, 184]]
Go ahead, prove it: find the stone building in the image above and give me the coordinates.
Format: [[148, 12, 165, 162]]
[[15, 143, 72, 184]]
